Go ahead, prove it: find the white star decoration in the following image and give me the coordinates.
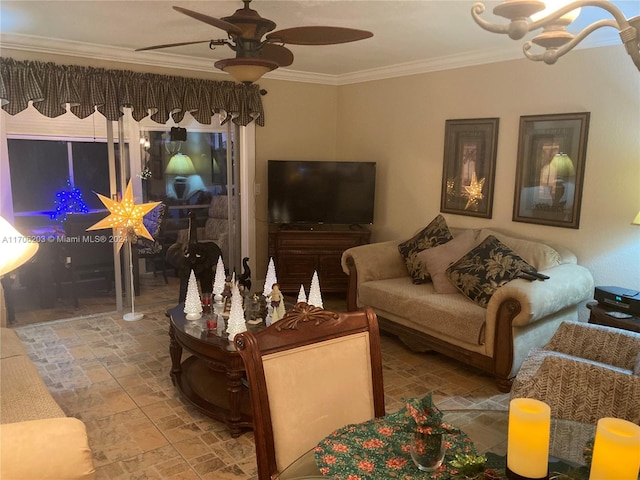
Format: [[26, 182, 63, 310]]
[[463, 171, 485, 210], [87, 180, 160, 252]]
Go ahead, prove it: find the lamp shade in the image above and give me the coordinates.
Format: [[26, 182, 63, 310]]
[[632, 210, 640, 226], [0, 216, 39, 276], [165, 153, 196, 176], [550, 153, 575, 178]]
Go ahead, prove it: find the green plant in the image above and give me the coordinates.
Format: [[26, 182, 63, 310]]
[[450, 453, 488, 479]]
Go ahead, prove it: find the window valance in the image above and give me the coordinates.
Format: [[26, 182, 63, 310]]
[[0, 57, 264, 127]]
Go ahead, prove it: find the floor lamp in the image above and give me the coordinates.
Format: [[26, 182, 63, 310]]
[[0, 216, 39, 326], [87, 180, 160, 322]]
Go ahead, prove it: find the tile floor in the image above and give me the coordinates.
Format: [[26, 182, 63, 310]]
[[14, 300, 509, 479]]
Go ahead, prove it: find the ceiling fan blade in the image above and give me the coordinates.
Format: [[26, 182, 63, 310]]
[[266, 26, 373, 46], [259, 44, 294, 67], [173, 6, 243, 36], [135, 40, 213, 52]]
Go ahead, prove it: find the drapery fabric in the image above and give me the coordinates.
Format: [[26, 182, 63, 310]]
[[0, 57, 265, 127]]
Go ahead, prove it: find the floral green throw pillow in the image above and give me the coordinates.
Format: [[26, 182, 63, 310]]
[[446, 235, 534, 308], [398, 215, 453, 284]]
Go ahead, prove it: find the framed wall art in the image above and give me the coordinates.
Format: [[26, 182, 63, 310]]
[[513, 112, 590, 229], [440, 118, 499, 218]]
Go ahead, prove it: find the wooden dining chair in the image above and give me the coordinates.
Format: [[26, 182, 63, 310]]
[[234, 304, 386, 480]]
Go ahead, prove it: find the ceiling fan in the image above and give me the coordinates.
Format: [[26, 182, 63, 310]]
[[136, 0, 374, 84]]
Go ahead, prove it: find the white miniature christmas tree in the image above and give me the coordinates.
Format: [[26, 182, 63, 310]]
[[226, 280, 247, 341], [184, 270, 203, 320], [308, 270, 323, 309], [262, 257, 278, 297], [213, 256, 226, 303], [297, 284, 307, 304]]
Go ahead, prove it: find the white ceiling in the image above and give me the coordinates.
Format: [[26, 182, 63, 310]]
[[1, 1, 638, 84]]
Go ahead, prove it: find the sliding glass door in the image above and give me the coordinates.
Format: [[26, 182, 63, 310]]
[[2, 106, 242, 326], [3, 115, 123, 325]]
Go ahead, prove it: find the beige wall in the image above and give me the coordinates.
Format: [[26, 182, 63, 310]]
[[336, 46, 640, 319], [253, 79, 339, 278]]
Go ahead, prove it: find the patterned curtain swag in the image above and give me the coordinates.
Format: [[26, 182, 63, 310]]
[[0, 57, 264, 127]]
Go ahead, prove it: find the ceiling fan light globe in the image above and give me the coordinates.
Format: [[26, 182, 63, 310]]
[[215, 58, 278, 84]]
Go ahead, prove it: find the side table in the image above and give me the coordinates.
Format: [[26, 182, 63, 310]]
[[167, 304, 254, 437], [587, 301, 640, 333]]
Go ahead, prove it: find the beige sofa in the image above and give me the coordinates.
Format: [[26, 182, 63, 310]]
[[342, 227, 594, 391], [0, 327, 95, 480]]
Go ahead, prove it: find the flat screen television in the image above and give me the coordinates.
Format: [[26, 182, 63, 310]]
[[268, 160, 376, 225]]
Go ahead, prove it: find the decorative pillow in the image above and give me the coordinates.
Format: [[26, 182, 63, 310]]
[[478, 228, 561, 271], [398, 215, 453, 284], [417, 229, 479, 294], [446, 235, 535, 308]]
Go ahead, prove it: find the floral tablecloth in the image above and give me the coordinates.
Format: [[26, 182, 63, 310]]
[[314, 394, 477, 480]]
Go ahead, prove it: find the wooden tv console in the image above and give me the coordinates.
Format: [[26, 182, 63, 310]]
[[268, 224, 371, 294]]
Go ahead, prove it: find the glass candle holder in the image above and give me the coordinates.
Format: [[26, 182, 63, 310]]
[[206, 314, 218, 332], [410, 432, 446, 472], [201, 293, 212, 314]]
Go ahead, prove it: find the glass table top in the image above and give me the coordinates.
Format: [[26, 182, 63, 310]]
[[276, 409, 596, 480]]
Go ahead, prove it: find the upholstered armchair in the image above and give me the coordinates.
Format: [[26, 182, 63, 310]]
[[511, 321, 640, 425]]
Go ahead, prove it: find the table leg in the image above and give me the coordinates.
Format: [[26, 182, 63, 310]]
[[227, 369, 245, 438], [169, 324, 182, 385]]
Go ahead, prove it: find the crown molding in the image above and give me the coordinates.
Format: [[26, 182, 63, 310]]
[[0, 32, 617, 87], [0, 33, 219, 73]]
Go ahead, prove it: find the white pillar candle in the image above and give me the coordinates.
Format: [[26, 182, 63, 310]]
[[507, 398, 551, 479], [589, 417, 640, 480]]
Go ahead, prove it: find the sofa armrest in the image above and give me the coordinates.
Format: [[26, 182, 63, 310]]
[[0, 417, 95, 479], [342, 239, 410, 311], [341, 239, 408, 284], [487, 263, 594, 328]]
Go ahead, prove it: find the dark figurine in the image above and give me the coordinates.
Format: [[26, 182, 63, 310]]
[[166, 211, 222, 303], [238, 257, 251, 293]]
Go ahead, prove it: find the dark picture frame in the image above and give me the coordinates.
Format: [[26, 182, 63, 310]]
[[513, 112, 590, 229], [440, 118, 499, 218]]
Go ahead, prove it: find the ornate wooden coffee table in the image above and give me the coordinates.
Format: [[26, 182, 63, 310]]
[[167, 304, 257, 437]]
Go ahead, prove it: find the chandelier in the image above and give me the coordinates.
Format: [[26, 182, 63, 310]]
[[471, 0, 640, 71]]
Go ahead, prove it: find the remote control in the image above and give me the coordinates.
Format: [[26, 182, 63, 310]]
[[523, 270, 550, 281]]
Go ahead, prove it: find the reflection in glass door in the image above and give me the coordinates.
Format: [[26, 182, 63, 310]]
[[135, 117, 239, 308]]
